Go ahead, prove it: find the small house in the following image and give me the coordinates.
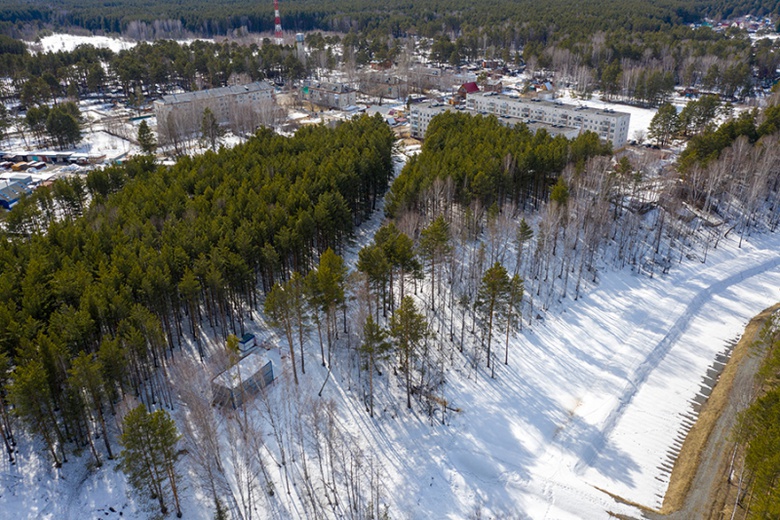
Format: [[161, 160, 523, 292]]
[[212, 351, 274, 408], [458, 82, 480, 96]]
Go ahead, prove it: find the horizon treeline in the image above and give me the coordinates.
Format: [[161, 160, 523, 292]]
[[0, 0, 776, 43]]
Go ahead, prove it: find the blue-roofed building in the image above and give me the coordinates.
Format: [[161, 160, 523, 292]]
[[0, 181, 31, 210]]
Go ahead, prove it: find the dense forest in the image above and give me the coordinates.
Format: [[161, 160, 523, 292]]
[[386, 113, 612, 216], [0, 37, 306, 101], [0, 113, 393, 468], [0, 0, 777, 70], [0, 0, 768, 39]]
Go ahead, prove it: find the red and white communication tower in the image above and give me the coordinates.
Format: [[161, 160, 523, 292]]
[[273, 0, 283, 44]]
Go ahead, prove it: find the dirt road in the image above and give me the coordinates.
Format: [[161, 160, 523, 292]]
[[647, 303, 780, 520]]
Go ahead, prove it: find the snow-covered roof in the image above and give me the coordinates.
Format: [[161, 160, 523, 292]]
[[213, 352, 271, 391], [158, 82, 273, 106]]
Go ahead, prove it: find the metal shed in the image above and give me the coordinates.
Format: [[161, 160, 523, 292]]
[[212, 352, 274, 408]]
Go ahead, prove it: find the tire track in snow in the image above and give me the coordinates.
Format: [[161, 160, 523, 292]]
[[574, 253, 780, 473]]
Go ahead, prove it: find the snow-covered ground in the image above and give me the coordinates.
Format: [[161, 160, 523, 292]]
[[3, 186, 780, 519], [29, 34, 137, 54]]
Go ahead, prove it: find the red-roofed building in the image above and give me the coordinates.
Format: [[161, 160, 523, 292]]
[[455, 82, 480, 102], [459, 82, 480, 95]]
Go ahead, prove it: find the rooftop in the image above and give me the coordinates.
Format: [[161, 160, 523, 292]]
[[468, 91, 631, 118], [306, 82, 353, 93], [158, 82, 273, 106], [412, 101, 578, 137], [213, 351, 272, 391], [0, 181, 31, 203]]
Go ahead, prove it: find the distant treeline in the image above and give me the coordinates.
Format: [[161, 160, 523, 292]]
[[0, 0, 777, 41]]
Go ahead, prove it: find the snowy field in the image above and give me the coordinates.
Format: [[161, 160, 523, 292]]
[[29, 34, 137, 54]]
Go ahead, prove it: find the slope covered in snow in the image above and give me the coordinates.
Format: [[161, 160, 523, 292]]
[[1, 151, 779, 519]]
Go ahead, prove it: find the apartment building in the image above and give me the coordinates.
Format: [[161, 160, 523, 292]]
[[466, 92, 630, 148], [301, 82, 357, 109], [409, 101, 580, 141], [154, 82, 274, 128]]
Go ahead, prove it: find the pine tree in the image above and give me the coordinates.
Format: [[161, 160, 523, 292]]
[[357, 243, 390, 319], [477, 262, 510, 378], [119, 403, 183, 517], [390, 296, 429, 409], [359, 315, 392, 417], [504, 274, 524, 365], [288, 272, 311, 375], [214, 498, 229, 520], [419, 216, 451, 311], [69, 351, 114, 460], [0, 352, 15, 464], [46, 102, 82, 149], [387, 230, 419, 307], [265, 281, 299, 385], [8, 359, 65, 467], [515, 218, 533, 276], [201, 107, 223, 150], [137, 120, 157, 155], [0, 104, 10, 144], [648, 103, 679, 148], [307, 248, 347, 367]]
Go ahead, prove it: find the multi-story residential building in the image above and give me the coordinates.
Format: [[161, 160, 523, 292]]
[[409, 101, 580, 141], [154, 82, 275, 145], [358, 73, 409, 101], [154, 82, 274, 129], [301, 82, 357, 109], [466, 92, 631, 148]]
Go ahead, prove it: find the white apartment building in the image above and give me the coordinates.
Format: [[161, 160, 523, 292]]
[[154, 82, 274, 128], [466, 92, 630, 148], [301, 82, 357, 109], [409, 102, 580, 141]]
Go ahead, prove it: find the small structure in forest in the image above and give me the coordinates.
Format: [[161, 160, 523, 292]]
[[212, 351, 274, 408], [238, 333, 256, 353]]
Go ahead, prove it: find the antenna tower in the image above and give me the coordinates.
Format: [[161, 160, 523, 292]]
[[274, 0, 283, 44]]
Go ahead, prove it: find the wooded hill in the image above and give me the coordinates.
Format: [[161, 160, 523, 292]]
[[0, 114, 394, 468], [0, 0, 762, 38]]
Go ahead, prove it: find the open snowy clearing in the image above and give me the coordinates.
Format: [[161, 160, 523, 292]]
[[29, 34, 138, 54]]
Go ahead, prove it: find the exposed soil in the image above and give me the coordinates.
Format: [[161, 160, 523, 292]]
[[647, 302, 780, 520]]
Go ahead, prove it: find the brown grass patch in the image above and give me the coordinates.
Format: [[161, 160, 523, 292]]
[[659, 302, 780, 514]]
